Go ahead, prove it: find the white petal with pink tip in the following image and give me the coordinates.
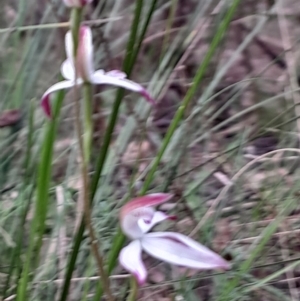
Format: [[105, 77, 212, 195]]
[[141, 232, 230, 270], [119, 240, 147, 285], [91, 71, 154, 104], [42, 80, 82, 103]]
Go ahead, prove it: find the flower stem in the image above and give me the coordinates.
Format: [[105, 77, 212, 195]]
[[70, 8, 82, 53], [83, 83, 93, 163], [73, 72, 115, 301], [126, 277, 138, 301], [70, 9, 114, 301], [81, 83, 114, 301]]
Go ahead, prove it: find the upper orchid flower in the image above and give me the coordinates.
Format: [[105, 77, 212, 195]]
[[41, 26, 154, 117], [119, 193, 230, 285], [63, 0, 92, 7]]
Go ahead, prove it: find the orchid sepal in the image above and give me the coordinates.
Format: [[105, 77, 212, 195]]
[[119, 240, 147, 286], [41, 80, 82, 118], [120, 193, 174, 220], [141, 232, 231, 270]]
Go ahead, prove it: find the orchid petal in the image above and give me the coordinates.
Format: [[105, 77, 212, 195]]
[[77, 26, 94, 81], [120, 194, 174, 239], [61, 59, 75, 81], [65, 31, 74, 67], [65, 27, 94, 81], [141, 232, 230, 270], [106, 70, 127, 79], [41, 80, 82, 117], [91, 70, 155, 104], [137, 211, 175, 234], [120, 193, 173, 220], [119, 240, 147, 285], [121, 207, 155, 239]]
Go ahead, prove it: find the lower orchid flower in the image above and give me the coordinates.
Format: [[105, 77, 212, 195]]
[[41, 25, 154, 117], [119, 193, 230, 285]]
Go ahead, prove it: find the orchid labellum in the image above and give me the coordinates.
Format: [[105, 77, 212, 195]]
[[63, 0, 93, 7], [119, 193, 230, 285], [41, 26, 154, 117]]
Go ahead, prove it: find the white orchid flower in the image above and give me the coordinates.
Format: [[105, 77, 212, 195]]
[[119, 193, 231, 285], [41, 26, 154, 117], [63, 0, 92, 7]]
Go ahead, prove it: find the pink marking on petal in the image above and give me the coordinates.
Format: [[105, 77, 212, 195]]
[[79, 25, 88, 39], [141, 89, 156, 105], [134, 272, 146, 286], [168, 215, 177, 221], [41, 94, 52, 118], [120, 193, 173, 220]]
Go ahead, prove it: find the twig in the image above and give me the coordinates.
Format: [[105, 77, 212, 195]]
[[35, 274, 130, 284]]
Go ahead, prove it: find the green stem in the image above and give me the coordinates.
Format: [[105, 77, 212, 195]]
[[70, 8, 114, 301], [59, 222, 85, 301], [126, 277, 138, 301], [129, 0, 157, 70], [16, 90, 64, 301], [80, 83, 114, 301], [83, 83, 93, 163], [71, 8, 82, 53]]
